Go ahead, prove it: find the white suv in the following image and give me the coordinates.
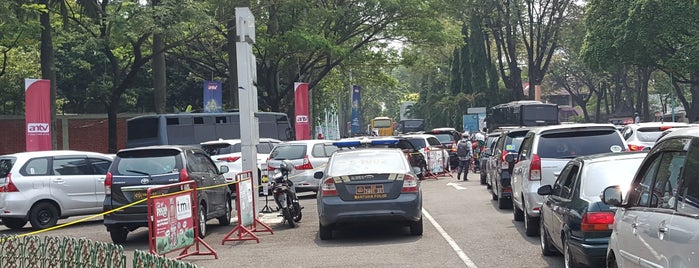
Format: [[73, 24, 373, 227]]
[[0, 150, 113, 229], [200, 138, 281, 185], [602, 127, 699, 268], [511, 123, 627, 236], [266, 140, 339, 192]]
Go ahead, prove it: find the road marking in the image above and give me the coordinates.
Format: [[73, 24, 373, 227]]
[[423, 209, 478, 268], [446, 182, 467, 190]]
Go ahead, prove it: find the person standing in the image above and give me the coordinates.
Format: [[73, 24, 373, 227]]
[[456, 132, 472, 181]]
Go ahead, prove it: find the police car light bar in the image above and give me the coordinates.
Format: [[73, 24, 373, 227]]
[[333, 137, 399, 147]]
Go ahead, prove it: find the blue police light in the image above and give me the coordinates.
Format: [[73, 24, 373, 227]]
[[333, 140, 362, 147], [370, 138, 399, 145], [333, 137, 398, 148]]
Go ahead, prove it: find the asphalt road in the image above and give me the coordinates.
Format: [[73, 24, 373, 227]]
[[0, 172, 565, 268]]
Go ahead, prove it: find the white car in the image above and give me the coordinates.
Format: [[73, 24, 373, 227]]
[[267, 140, 339, 192], [0, 150, 113, 230], [620, 122, 691, 151], [200, 138, 281, 186], [399, 134, 449, 175]]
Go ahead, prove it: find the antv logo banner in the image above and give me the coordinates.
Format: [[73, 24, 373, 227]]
[[294, 82, 310, 140], [203, 81, 223, 113], [25, 79, 52, 151]]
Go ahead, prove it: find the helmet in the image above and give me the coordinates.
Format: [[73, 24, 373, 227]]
[[462, 132, 469, 138], [279, 159, 294, 172]]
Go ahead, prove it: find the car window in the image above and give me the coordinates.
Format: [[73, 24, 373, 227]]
[[90, 158, 111, 175], [271, 145, 306, 160], [201, 143, 241, 155], [518, 134, 534, 161], [257, 142, 273, 154], [0, 158, 14, 178], [433, 134, 454, 143], [196, 152, 218, 174], [622, 127, 633, 140], [504, 133, 526, 153], [537, 130, 624, 158], [53, 157, 93, 175], [187, 152, 212, 173], [427, 137, 442, 146], [678, 139, 699, 215], [636, 127, 665, 142], [407, 138, 427, 148], [556, 164, 578, 199], [22, 157, 50, 176], [631, 154, 661, 207], [328, 151, 407, 176], [117, 155, 178, 175], [651, 151, 685, 209], [581, 157, 644, 199], [312, 144, 339, 157]]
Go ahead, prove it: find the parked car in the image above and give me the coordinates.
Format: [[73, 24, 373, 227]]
[[479, 131, 501, 185], [400, 134, 450, 175], [313, 147, 422, 240], [0, 150, 113, 230], [425, 128, 461, 170], [620, 122, 690, 151], [487, 128, 530, 209], [103, 145, 232, 243], [602, 127, 699, 268], [537, 151, 647, 268], [266, 140, 339, 193], [200, 138, 281, 190], [511, 123, 627, 236]]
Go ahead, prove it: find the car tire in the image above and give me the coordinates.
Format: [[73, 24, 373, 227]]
[[2, 218, 27, 229], [491, 190, 498, 201], [109, 228, 128, 244], [319, 223, 333, 240], [410, 217, 423, 236], [606, 252, 618, 268], [217, 197, 232, 226], [564, 238, 578, 268], [514, 203, 524, 222], [523, 202, 540, 236], [29, 202, 59, 230], [198, 204, 207, 238], [540, 217, 558, 256], [480, 173, 487, 185], [497, 195, 511, 209]]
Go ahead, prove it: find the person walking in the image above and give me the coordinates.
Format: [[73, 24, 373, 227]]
[[456, 132, 472, 181]]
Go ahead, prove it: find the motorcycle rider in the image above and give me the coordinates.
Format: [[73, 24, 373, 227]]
[[456, 132, 472, 181]]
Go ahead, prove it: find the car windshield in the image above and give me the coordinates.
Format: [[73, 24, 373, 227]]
[[581, 156, 645, 199], [116, 155, 178, 175], [433, 134, 454, 143], [270, 144, 306, 160], [0, 158, 14, 178], [504, 134, 526, 152], [406, 138, 427, 148], [201, 143, 241, 155], [537, 130, 624, 158], [328, 151, 407, 176]]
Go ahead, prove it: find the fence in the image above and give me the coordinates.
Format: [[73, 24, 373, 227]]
[[0, 235, 197, 268]]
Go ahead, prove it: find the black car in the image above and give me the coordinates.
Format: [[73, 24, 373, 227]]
[[103, 145, 233, 243], [426, 128, 461, 170], [537, 151, 646, 268], [479, 132, 501, 185], [486, 128, 529, 209]]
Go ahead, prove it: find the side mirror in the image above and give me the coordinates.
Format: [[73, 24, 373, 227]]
[[313, 171, 324, 179], [219, 165, 229, 174], [601, 185, 624, 206], [537, 185, 553, 195]]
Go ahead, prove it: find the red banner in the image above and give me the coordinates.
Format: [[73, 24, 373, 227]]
[[294, 82, 310, 140], [25, 79, 52, 151]]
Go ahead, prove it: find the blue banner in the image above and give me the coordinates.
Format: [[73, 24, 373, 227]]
[[463, 114, 479, 133], [203, 81, 222, 113], [350, 85, 362, 135]]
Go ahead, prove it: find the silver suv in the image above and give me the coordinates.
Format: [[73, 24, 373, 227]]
[[0, 150, 113, 230], [603, 127, 699, 268], [511, 123, 627, 236]]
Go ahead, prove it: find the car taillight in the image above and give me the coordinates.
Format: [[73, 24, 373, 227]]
[[104, 172, 112, 195], [179, 169, 190, 182], [0, 173, 19, 192], [266, 157, 274, 171], [321, 178, 337, 196], [581, 212, 615, 231], [451, 141, 457, 152], [401, 174, 419, 193], [628, 144, 645, 151], [529, 154, 541, 181], [501, 150, 509, 162], [424, 146, 430, 152], [217, 156, 241, 162], [295, 155, 313, 170]]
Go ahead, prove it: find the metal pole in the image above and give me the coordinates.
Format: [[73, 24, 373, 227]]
[[671, 73, 675, 122]]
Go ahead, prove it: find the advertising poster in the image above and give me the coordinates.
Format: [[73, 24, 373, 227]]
[[350, 85, 362, 135], [153, 193, 194, 254], [203, 81, 223, 113], [25, 79, 52, 151], [294, 82, 310, 140], [238, 179, 254, 226]]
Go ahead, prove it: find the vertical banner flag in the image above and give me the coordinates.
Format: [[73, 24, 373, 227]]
[[25, 79, 52, 151], [350, 85, 362, 135], [294, 82, 310, 140], [203, 81, 223, 113]]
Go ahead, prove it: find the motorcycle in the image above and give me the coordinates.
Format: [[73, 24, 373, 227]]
[[270, 160, 303, 227]]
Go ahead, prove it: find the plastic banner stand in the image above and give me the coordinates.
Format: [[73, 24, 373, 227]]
[[222, 171, 273, 244], [147, 181, 218, 260]]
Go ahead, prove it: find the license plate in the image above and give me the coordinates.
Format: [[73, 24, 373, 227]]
[[354, 184, 387, 199], [133, 191, 147, 200]]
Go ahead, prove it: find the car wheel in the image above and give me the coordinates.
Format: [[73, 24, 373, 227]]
[[513, 203, 524, 222], [523, 202, 540, 236], [491, 190, 498, 201], [2, 218, 27, 229], [480, 172, 487, 185], [29, 202, 59, 230], [564, 238, 578, 268], [109, 228, 128, 244], [606, 252, 618, 268], [497, 195, 511, 209], [540, 218, 558, 256], [410, 217, 423, 236], [319, 223, 333, 240], [198, 204, 207, 238], [217, 197, 232, 226]]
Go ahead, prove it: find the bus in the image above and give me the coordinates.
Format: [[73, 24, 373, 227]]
[[486, 101, 559, 132], [126, 112, 293, 148], [370, 117, 395, 136], [397, 119, 425, 134]]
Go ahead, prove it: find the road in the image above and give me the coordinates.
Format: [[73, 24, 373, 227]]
[[0, 172, 565, 268]]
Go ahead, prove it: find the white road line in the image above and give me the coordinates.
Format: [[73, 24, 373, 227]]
[[423, 208, 478, 268]]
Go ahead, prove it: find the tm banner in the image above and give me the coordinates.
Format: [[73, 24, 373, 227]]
[[350, 85, 362, 135], [25, 79, 52, 151], [203, 81, 222, 113], [294, 82, 310, 140]]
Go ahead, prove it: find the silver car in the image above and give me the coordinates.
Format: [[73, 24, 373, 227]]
[[266, 140, 339, 192], [603, 127, 699, 268], [0, 150, 113, 230]]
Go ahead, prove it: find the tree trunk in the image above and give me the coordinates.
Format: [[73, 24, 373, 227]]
[[153, 33, 167, 113], [39, 0, 57, 149]]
